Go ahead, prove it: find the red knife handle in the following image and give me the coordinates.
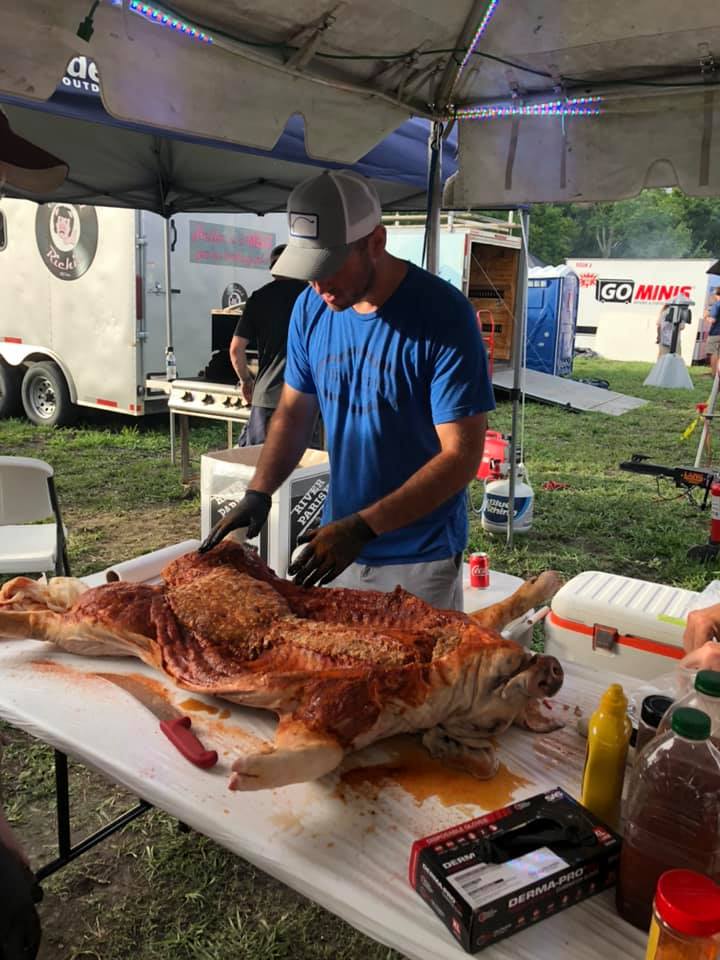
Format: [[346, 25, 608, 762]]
[[160, 716, 218, 769]]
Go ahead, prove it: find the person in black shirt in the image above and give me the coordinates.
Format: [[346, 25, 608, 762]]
[[230, 244, 307, 445]]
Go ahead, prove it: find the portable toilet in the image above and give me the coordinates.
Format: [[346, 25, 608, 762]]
[[526, 265, 579, 376]]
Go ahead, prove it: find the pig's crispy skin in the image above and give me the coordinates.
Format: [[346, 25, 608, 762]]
[[0, 543, 564, 790]]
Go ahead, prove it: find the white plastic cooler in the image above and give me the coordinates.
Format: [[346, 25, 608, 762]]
[[544, 570, 697, 680]]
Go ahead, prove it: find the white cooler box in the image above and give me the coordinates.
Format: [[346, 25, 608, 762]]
[[544, 570, 698, 680], [201, 446, 330, 578]]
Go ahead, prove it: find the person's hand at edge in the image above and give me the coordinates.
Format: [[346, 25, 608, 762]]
[[683, 604, 720, 653], [288, 514, 377, 588], [198, 490, 272, 554]]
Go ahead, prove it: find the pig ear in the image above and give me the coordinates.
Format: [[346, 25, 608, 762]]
[[514, 699, 564, 733]]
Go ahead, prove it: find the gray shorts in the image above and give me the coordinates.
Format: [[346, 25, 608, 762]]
[[330, 554, 463, 611], [707, 335, 720, 357]]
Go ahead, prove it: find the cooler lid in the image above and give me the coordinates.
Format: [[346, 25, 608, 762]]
[[550, 571, 696, 653]]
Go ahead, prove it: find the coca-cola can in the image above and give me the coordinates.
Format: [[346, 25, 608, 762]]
[[469, 552, 490, 589]]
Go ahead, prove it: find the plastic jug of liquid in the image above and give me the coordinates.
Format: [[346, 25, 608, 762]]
[[580, 683, 632, 829], [617, 707, 720, 931], [481, 463, 534, 536], [657, 670, 720, 740]]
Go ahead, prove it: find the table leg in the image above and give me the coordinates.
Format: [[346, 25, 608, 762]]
[[169, 411, 176, 464], [35, 750, 153, 882], [54, 749, 71, 860], [180, 415, 191, 484], [227, 421, 233, 449]]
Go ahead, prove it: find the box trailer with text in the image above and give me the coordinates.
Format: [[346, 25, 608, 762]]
[[566, 257, 719, 365], [0, 198, 287, 424]]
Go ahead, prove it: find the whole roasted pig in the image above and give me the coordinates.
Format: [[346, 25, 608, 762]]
[[0, 543, 564, 790]]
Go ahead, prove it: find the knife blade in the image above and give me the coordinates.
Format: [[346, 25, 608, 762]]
[[97, 673, 218, 769]]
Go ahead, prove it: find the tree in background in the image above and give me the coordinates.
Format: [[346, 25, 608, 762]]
[[528, 189, 716, 263], [528, 205, 579, 265]]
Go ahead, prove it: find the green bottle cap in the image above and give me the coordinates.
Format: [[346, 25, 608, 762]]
[[671, 707, 711, 740], [695, 670, 720, 698]]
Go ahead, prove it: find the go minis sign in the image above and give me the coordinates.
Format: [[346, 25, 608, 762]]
[[596, 278, 693, 304]]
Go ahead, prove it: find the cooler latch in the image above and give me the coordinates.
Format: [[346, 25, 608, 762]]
[[592, 623, 618, 653]]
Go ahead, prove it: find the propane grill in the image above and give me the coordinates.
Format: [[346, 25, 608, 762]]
[[167, 378, 251, 423], [145, 376, 251, 483]]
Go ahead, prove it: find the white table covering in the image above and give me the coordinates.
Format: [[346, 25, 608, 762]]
[[0, 643, 648, 960], [1, 543, 649, 957]]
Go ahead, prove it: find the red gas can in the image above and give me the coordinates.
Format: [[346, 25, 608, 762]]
[[477, 431, 509, 481]]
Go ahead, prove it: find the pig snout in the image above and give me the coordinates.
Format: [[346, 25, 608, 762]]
[[527, 655, 563, 697]]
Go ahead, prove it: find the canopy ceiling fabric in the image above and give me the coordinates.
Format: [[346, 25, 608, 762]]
[[0, 89, 456, 215], [2, 1, 720, 204]]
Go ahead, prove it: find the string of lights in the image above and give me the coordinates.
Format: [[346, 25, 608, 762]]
[[127, 1, 213, 42], [457, 0, 501, 74], [455, 96, 604, 119]]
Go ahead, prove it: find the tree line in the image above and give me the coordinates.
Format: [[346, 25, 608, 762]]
[[527, 190, 720, 266]]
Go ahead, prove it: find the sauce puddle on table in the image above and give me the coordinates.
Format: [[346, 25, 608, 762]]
[[178, 698, 219, 716], [337, 736, 531, 809]]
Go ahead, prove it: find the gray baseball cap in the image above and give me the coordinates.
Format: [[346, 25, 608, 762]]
[[272, 170, 381, 281]]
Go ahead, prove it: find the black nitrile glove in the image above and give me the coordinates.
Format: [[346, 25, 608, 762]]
[[198, 490, 272, 554], [287, 513, 377, 588]]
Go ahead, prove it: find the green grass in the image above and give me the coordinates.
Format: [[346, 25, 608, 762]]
[[2, 359, 719, 959]]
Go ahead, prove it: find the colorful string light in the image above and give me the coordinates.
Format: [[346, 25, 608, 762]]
[[128, 1, 213, 42], [458, 0, 501, 74], [455, 96, 603, 119]]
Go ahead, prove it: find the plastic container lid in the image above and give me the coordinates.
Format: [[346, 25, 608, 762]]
[[640, 695, 674, 729], [655, 869, 720, 937], [695, 670, 720, 698], [671, 707, 711, 740]]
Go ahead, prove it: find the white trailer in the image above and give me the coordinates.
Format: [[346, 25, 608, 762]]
[[566, 257, 718, 365], [385, 216, 522, 364], [0, 198, 287, 424]]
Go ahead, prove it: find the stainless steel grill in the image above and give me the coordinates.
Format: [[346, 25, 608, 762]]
[[146, 377, 251, 483], [167, 378, 251, 422]]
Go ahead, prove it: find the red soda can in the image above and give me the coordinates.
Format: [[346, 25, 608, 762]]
[[469, 552, 490, 588]]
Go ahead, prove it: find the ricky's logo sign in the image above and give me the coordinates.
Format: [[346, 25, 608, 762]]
[[595, 279, 693, 304]]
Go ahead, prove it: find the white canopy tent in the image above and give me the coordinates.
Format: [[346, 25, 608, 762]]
[[3, 0, 720, 544], [3, 1, 719, 202]]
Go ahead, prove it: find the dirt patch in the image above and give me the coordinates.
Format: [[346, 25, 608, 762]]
[[67, 505, 200, 575]]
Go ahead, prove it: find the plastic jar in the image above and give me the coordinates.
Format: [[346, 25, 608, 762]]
[[657, 670, 720, 739], [644, 869, 720, 959], [636, 695, 675, 752]]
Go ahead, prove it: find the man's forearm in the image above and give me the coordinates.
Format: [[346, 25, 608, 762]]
[[359, 440, 484, 536], [249, 399, 315, 495], [231, 353, 252, 382], [229, 336, 252, 382]]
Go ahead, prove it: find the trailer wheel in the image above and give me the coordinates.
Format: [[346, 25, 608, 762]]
[[0, 361, 23, 418], [21, 362, 76, 427]]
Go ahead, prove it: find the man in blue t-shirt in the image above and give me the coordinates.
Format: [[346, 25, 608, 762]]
[[705, 288, 720, 377], [200, 170, 495, 610]]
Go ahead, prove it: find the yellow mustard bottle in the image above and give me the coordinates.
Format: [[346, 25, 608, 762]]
[[580, 683, 632, 828]]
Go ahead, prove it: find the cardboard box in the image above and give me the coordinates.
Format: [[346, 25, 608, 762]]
[[409, 788, 621, 953], [544, 570, 693, 680], [200, 446, 330, 577]]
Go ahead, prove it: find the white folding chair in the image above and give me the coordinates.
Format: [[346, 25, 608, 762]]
[[0, 456, 71, 577]]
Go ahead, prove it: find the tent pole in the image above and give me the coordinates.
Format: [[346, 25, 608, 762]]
[[425, 121, 443, 275], [507, 208, 530, 548], [163, 217, 176, 464]]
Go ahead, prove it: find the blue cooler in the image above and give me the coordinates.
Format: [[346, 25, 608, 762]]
[[526, 266, 579, 376]]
